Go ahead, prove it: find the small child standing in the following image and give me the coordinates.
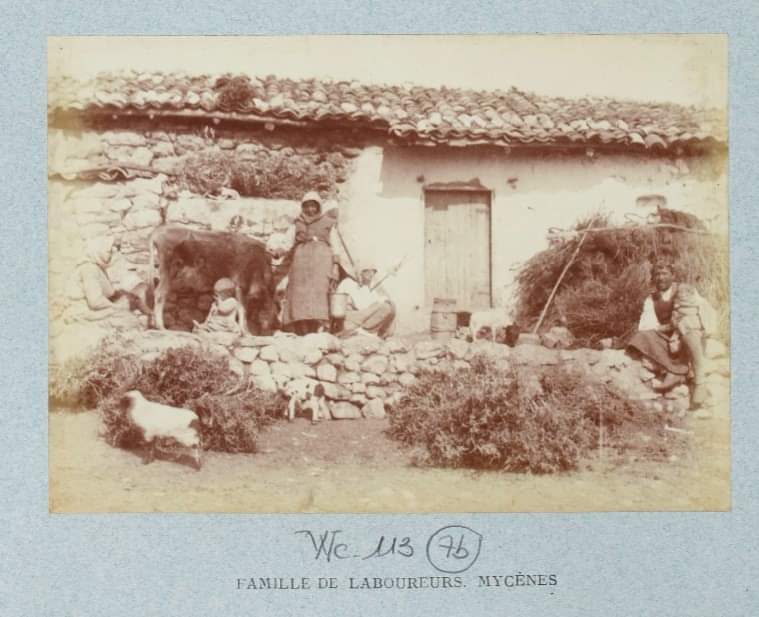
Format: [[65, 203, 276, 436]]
[[193, 278, 243, 335]]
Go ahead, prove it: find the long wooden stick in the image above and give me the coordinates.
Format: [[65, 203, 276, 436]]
[[370, 254, 408, 291], [532, 215, 600, 335], [335, 226, 356, 273]]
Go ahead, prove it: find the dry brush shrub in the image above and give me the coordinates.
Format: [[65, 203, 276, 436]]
[[49, 337, 142, 409], [387, 356, 660, 474], [179, 145, 346, 200], [99, 347, 287, 453], [179, 150, 233, 196], [50, 339, 287, 454], [515, 213, 729, 346]]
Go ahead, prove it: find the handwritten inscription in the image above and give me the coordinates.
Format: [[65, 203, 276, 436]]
[[295, 530, 415, 562], [295, 525, 481, 573], [426, 525, 482, 573]]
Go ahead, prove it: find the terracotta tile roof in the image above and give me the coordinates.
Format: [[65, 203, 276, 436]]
[[48, 71, 726, 150]]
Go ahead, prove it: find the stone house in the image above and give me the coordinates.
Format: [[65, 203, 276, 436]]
[[48, 71, 727, 334]]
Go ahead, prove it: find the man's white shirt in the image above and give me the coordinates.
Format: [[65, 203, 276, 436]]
[[336, 277, 383, 311]]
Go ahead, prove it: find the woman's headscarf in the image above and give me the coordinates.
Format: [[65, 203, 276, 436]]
[[82, 237, 115, 269], [299, 191, 323, 222]]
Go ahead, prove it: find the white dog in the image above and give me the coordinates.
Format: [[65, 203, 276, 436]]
[[469, 308, 510, 341], [285, 380, 331, 424], [119, 390, 202, 470]]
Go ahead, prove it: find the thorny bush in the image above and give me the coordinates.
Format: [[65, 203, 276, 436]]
[[387, 356, 656, 474], [51, 339, 286, 454]]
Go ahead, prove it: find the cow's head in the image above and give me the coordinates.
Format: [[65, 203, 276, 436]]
[[244, 280, 278, 335], [169, 256, 210, 292]]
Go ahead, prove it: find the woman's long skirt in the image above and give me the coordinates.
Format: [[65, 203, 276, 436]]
[[284, 241, 332, 324]]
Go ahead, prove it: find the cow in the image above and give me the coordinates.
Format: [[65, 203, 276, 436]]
[[149, 225, 283, 335]]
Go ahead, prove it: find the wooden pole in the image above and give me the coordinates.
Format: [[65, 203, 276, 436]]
[[532, 214, 600, 335], [335, 226, 356, 274]]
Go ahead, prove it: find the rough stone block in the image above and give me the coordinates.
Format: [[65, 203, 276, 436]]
[[399, 372, 416, 386], [344, 355, 362, 372], [104, 131, 147, 147], [446, 338, 470, 360], [337, 371, 361, 385], [302, 349, 324, 365], [325, 352, 345, 368], [289, 362, 316, 379], [342, 334, 382, 356], [415, 340, 444, 359], [251, 374, 277, 392], [366, 386, 386, 400], [362, 354, 389, 375], [259, 345, 279, 362], [151, 141, 176, 157], [510, 344, 559, 366], [123, 208, 161, 230], [233, 347, 259, 363], [362, 398, 386, 419], [166, 196, 211, 226], [361, 372, 381, 385], [321, 382, 352, 401], [329, 401, 362, 419], [270, 362, 292, 378], [516, 332, 542, 346], [316, 362, 337, 382], [248, 359, 271, 376], [392, 353, 414, 373]]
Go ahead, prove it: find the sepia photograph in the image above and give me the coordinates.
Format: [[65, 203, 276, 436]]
[[47, 34, 729, 513]]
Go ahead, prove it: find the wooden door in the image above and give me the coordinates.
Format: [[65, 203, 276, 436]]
[[424, 189, 492, 310]]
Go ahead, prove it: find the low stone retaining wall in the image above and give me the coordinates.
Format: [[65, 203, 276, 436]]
[[117, 330, 730, 420]]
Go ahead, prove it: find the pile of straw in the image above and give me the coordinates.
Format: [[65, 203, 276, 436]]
[[515, 213, 729, 347]]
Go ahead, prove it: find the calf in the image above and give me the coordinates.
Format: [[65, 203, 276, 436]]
[[119, 390, 202, 470], [149, 225, 281, 335]]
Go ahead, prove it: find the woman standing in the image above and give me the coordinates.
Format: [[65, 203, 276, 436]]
[[284, 192, 339, 334]]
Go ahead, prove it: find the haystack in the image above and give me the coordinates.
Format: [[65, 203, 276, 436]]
[[515, 213, 729, 347]]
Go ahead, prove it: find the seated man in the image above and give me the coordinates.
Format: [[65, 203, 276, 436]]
[[336, 261, 396, 338], [627, 261, 716, 410]]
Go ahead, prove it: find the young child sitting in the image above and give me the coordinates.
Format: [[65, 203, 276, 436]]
[[193, 278, 243, 335]]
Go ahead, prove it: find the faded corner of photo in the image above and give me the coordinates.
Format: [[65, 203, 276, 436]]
[[47, 34, 730, 514]]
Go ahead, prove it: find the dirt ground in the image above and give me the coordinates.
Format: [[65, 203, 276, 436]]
[[49, 407, 730, 513]]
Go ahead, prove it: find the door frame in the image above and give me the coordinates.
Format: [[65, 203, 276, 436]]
[[422, 184, 495, 310]]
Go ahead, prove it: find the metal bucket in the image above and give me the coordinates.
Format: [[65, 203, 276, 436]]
[[330, 293, 349, 318], [430, 297, 457, 340]]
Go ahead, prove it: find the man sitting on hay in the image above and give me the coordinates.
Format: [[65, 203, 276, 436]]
[[627, 260, 717, 412]]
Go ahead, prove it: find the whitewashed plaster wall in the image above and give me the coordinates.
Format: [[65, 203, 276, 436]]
[[337, 145, 727, 334]]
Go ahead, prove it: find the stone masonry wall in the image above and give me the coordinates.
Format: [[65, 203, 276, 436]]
[[48, 126, 359, 331], [120, 330, 730, 421]]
